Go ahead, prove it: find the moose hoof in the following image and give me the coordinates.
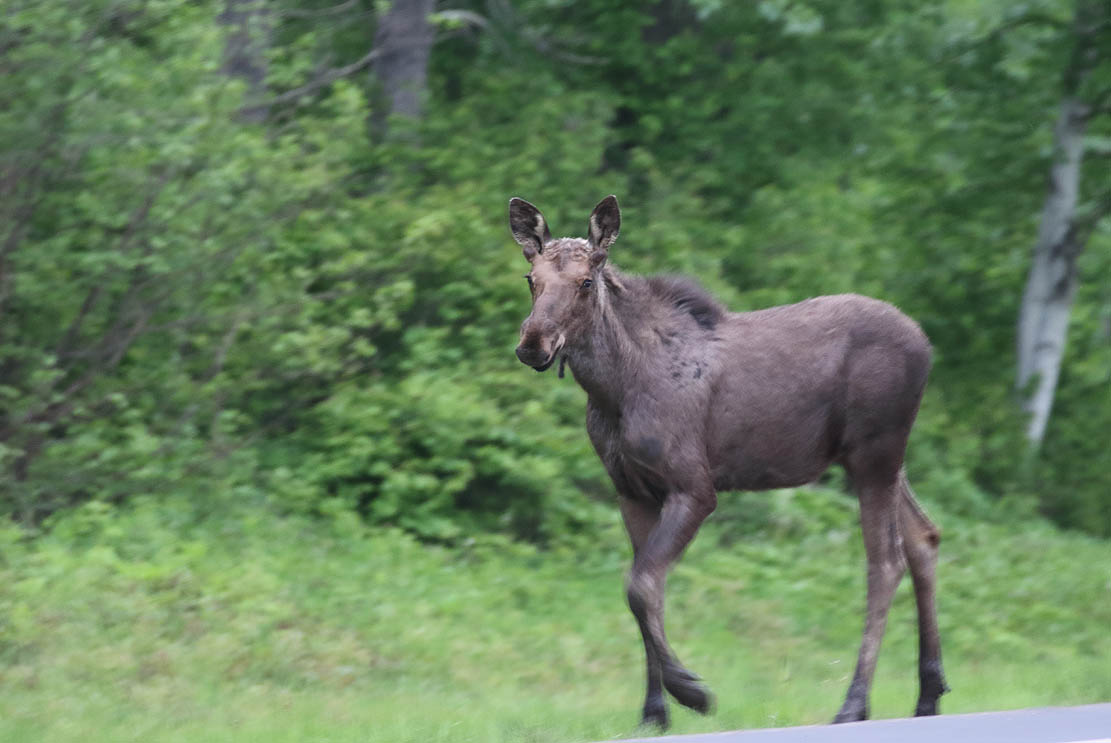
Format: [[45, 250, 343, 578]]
[[914, 697, 941, 717], [664, 666, 714, 715], [916, 666, 949, 716], [640, 697, 669, 730]]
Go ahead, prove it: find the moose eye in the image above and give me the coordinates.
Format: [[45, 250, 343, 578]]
[[581, 278, 593, 289]]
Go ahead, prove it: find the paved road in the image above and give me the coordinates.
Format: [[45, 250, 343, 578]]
[[614, 704, 1111, 743]]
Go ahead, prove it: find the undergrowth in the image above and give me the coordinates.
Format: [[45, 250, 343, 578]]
[[1, 487, 1108, 742]]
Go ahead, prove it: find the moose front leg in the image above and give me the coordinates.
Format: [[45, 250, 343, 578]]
[[620, 497, 668, 727], [622, 490, 717, 729]]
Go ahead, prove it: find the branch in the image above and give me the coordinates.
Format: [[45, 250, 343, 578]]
[[524, 31, 605, 66], [944, 10, 1069, 62], [1074, 196, 1111, 246], [434, 9, 489, 29], [203, 312, 246, 381], [241, 46, 381, 113], [1087, 87, 1111, 118], [277, 0, 358, 19], [483, 0, 604, 65], [55, 286, 103, 358], [0, 97, 72, 261]]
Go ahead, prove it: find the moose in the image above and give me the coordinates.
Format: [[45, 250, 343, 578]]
[[509, 195, 948, 729]]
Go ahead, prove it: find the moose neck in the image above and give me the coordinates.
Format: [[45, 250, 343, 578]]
[[565, 266, 656, 414]]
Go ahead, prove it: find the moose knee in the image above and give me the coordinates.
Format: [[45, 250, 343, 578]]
[[626, 570, 660, 618]]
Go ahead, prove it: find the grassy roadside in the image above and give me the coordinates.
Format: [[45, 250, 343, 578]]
[[1, 488, 1109, 742]]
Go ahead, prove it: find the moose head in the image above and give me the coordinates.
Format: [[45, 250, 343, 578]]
[[508, 195, 621, 371]]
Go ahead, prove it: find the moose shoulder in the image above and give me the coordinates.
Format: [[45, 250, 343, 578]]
[[509, 195, 948, 730]]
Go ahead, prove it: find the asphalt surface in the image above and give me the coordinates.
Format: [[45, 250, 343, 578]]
[[613, 704, 1111, 743]]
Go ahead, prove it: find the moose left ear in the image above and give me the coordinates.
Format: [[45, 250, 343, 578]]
[[587, 195, 620, 267]]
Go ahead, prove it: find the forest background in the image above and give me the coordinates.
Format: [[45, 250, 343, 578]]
[[2, 1, 1110, 741]]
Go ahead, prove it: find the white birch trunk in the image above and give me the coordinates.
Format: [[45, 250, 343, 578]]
[[1016, 96, 1089, 447]]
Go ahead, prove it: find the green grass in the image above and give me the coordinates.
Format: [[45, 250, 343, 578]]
[[1, 488, 1109, 742]]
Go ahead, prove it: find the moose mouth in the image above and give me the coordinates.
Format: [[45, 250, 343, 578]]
[[531, 336, 565, 372]]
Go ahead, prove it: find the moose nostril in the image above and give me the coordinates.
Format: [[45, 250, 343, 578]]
[[516, 343, 548, 366]]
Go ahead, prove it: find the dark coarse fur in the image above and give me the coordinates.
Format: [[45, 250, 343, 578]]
[[645, 276, 725, 331], [509, 195, 949, 731]]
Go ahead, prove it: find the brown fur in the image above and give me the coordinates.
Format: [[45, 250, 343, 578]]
[[509, 196, 948, 729]]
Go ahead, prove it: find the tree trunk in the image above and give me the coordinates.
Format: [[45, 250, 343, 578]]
[[371, 0, 436, 135], [1016, 96, 1088, 446], [1016, 1, 1102, 448], [219, 0, 272, 123]]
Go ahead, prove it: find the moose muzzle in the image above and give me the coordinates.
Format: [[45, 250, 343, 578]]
[[515, 330, 565, 372]]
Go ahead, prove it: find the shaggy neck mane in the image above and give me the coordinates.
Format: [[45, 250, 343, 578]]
[[566, 264, 724, 410]]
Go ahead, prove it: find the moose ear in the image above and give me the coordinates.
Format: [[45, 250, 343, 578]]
[[509, 197, 552, 261], [587, 195, 620, 266]]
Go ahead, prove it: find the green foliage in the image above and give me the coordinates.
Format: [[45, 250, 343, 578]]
[[267, 369, 610, 543], [2, 0, 1110, 541], [0, 0, 371, 522]]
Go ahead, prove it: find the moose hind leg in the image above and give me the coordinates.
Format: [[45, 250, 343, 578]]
[[898, 471, 950, 716], [834, 464, 907, 724]]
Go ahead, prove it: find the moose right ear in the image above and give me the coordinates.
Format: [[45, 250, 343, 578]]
[[587, 195, 620, 267], [509, 197, 552, 261]]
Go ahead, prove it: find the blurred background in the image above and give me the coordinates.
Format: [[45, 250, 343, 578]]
[[1, 0, 1109, 741]]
